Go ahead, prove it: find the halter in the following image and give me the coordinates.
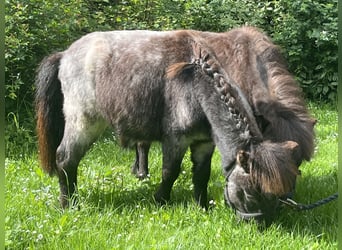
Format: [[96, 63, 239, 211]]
[[224, 170, 265, 221], [235, 210, 264, 220], [225, 191, 265, 221], [225, 180, 338, 221]]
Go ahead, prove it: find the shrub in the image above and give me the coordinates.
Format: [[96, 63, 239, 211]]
[[5, 0, 91, 155], [263, 0, 338, 103]]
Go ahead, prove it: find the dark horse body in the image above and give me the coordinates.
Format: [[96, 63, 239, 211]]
[[36, 27, 312, 222]]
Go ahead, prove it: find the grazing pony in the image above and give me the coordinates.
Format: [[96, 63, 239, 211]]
[[131, 27, 316, 222], [36, 30, 301, 223]]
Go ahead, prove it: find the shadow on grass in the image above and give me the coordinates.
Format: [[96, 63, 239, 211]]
[[80, 179, 197, 212], [78, 170, 337, 243], [276, 172, 337, 241]]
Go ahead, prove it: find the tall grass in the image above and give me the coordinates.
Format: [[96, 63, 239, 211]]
[[5, 104, 338, 249]]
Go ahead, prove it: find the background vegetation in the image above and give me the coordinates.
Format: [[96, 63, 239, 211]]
[[5, 0, 337, 156]]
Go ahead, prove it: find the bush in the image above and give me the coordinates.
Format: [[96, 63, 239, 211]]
[[5, 0, 91, 155], [263, 0, 338, 103]]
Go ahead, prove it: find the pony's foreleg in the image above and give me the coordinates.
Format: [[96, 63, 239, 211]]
[[154, 137, 188, 204], [131, 141, 151, 179], [190, 142, 215, 209], [56, 115, 106, 208]]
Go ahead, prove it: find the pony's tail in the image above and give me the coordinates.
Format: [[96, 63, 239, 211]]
[[35, 52, 64, 176]]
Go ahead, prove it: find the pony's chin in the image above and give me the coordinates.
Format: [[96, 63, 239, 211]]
[[223, 183, 281, 225]]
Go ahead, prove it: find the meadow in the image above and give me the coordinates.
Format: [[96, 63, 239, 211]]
[[5, 103, 338, 249]]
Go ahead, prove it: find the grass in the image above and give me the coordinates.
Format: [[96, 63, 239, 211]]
[[5, 103, 338, 249]]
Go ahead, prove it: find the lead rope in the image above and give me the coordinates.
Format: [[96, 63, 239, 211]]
[[279, 192, 338, 211]]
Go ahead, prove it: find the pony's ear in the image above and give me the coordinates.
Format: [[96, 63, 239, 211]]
[[283, 140, 298, 149], [237, 150, 250, 173], [282, 140, 301, 170]]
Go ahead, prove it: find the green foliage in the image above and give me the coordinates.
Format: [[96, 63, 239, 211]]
[[5, 104, 337, 249], [5, 0, 337, 154], [263, 0, 338, 103], [5, 0, 92, 155]]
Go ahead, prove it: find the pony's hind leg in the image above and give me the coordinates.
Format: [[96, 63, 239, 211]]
[[56, 113, 107, 208], [190, 141, 215, 208], [131, 141, 151, 179]]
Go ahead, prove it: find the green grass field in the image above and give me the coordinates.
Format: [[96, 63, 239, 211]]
[[5, 103, 338, 249]]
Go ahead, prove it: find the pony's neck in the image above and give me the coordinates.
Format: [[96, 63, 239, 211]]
[[191, 69, 253, 175], [188, 48, 261, 175]]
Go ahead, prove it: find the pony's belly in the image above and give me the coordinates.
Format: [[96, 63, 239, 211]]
[[115, 119, 162, 144]]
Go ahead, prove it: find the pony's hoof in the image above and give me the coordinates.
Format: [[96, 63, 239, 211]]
[[59, 195, 79, 210], [154, 191, 170, 205], [136, 172, 149, 180], [131, 162, 138, 175], [131, 163, 149, 180]]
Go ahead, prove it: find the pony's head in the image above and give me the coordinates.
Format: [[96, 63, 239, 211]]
[[169, 38, 303, 224], [224, 140, 300, 224]]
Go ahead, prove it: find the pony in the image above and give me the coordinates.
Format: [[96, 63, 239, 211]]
[[36, 29, 301, 222], [130, 27, 316, 222]]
